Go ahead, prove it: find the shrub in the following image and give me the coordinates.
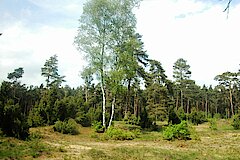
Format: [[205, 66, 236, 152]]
[[168, 106, 181, 125], [123, 112, 140, 125], [105, 127, 137, 140], [53, 119, 79, 135], [163, 121, 191, 140], [54, 121, 64, 132], [117, 123, 141, 131], [209, 118, 217, 130], [1, 102, 30, 140], [213, 113, 221, 119], [189, 109, 206, 125], [232, 114, 240, 130], [177, 107, 187, 121], [29, 131, 43, 140], [27, 107, 44, 127], [65, 119, 80, 135], [92, 121, 105, 133], [75, 111, 91, 127]]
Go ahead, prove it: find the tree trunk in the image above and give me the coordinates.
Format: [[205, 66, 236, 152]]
[[187, 98, 190, 115], [180, 89, 183, 108], [205, 96, 208, 118], [100, 79, 106, 129], [108, 97, 116, 129], [125, 79, 131, 117], [100, 42, 106, 129], [196, 101, 199, 112], [215, 106, 218, 115], [176, 94, 179, 110], [134, 93, 138, 117], [229, 89, 234, 117], [85, 87, 88, 102]]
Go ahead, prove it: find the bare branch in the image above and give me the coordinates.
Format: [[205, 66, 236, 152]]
[[223, 0, 232, 18]]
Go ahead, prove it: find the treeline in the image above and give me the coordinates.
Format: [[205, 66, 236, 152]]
[[1, 54, 240, 139], [1, 0, 240, 139]]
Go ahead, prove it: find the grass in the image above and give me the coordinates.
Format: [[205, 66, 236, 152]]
[[0, 136, 53, 159], [0, 119, 240, 159]]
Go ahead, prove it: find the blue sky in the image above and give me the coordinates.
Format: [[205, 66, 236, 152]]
[[1, 0, 240, 87]]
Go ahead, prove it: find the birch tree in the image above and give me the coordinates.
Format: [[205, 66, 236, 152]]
[[75, 0, 141, 129]]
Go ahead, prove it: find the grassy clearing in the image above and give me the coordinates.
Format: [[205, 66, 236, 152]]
[[0, 119, 240, 159]]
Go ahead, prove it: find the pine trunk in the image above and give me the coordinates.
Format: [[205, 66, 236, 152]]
[[187, 99, 190, 115], [229, 89, 234, 117], [176, 95, 179, 109], [180, 89, 183, 108], [205, 96, 208, 118], [134, 93, 138, 117], [125, 79, 131, 117]]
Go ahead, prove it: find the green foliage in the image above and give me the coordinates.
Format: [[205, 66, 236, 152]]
[[0, 138, 50, 159], [189, 108, 207, 125], [53, 119, 79, 135], [209, 118, 218, 130], [28, 131, 43, 140], [27, 107, 44, 127], [41, 54, 65, 87], [117, 123, 141, 131], [173, 58, 191, 81], [163, 121, 191, 140], [168, 105, 181, 125], [214, 113, 222, 119], [139, 106, 153, 129], [7, 67, 24, 82], [1, 100, 29, 139], [123, 112, 140, 125], [176, 107, 186, 121], [232, 114, 240, 130], [104, 127, 138, 140], [92, 121, 105, 133]]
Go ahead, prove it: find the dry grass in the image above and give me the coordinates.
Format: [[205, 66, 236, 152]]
[[1, 119, 240, 159]]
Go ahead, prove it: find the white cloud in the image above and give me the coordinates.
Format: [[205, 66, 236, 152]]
[[136, 0, 240, 86], [1, 0, 240, 88], [0, 22, 85, 87]]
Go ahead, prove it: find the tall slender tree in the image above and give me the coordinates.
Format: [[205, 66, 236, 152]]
[[215, 71, 239, 117], [173, 58, 191, 109], [41, 55, 65, 88], [75, 0, 141, 129], [144, 60, 169, 122]]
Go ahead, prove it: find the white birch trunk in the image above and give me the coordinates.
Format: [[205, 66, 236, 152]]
[[101, 80, 106, 129], [108, 97, 116, 129]]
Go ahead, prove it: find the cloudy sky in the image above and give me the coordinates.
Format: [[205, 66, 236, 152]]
[[1, 0, 240, 88]]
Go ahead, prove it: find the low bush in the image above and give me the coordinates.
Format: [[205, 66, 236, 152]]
[[105, 127, 139, 140], [163, 121, 191, 140], [213, 113, 221, 119], [123, 112, 140, 125], [28, 131, 43, 140], [189, 108, 206, 125], [92, 121, 105, 133], [53, 119, 79, 135], [116, 123, 141, 131], [232, 114, 240, 130], [209, 118, 217, 130]]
